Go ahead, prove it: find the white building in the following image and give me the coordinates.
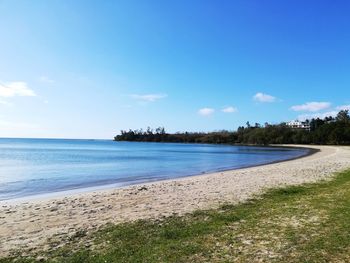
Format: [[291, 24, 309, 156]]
[[286, 120, 310, 130]]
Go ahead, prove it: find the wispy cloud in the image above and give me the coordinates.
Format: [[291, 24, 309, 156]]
[[39, 76, 54, 84], [336, 105, 350, 111], [291, 102, 331, 112], [0, 82, 36, 98], [198, 107, 215, 116], [222, 106, 238, 113], [253, 92, 276, 103], [131, 93, 167, 102], [298, 111, 338, 121]]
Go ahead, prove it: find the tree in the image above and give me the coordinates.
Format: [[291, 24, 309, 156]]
[[336, 110, 350, 123], [114, 110, 350, 145]]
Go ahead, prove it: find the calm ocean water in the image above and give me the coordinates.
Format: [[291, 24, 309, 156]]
[[0, 138, 309, 201]]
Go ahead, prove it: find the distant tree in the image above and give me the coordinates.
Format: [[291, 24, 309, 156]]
[[336, 110, 350, 123], [237, 126, 245, 132], [324, 116, 334, 123], [310, 118, 325, 131], [146, 127, 153, 135], [114, 110, 350, 145]]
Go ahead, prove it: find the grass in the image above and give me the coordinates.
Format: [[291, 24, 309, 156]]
[[3, 169, 350, 262]]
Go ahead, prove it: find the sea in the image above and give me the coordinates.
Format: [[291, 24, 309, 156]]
[[0, 138, 310, 201]]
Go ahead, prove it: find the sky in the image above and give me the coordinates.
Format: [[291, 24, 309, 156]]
[[0, 0, 349, 139]]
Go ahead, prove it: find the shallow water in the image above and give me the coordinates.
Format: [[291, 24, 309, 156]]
[[0, 138, 309, 200]]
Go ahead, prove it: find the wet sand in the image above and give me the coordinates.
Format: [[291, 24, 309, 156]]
[[1, 145, 350, 256]]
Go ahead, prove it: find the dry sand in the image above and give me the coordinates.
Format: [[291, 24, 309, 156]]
[[1, 145, 350, 256]]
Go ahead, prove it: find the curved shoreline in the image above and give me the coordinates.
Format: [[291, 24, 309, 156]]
[[1, 145, 350, 256], [1, 145, 314, 203]]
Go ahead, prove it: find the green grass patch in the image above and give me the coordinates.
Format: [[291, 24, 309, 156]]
[[3, 169, 350, 262]]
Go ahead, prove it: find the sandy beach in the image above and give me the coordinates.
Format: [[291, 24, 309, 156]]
[[1, 145, 350, 256]]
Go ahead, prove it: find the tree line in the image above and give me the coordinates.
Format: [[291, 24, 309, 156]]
[[114, 110, 350, 145]]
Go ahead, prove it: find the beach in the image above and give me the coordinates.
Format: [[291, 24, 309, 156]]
[[1, 145, 350, 256]]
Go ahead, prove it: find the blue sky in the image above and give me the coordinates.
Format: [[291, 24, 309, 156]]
[[0, 0, 349, 139]]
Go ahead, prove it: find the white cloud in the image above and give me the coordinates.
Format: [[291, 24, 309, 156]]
[[131, 94, 167, 102], [198, 107, 215, 116], [336, 105, 350, 111], [290, 102, 331, 112], [39, 76, 54, 84], [253, 92, 276, 103], [297, 111, 338, 121], [0, 82, 36, 97], [222, 106, 238, 113]]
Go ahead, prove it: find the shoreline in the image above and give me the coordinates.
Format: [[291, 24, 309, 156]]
[[1, 145, 350, 256], [1, 144, 315, 204]]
